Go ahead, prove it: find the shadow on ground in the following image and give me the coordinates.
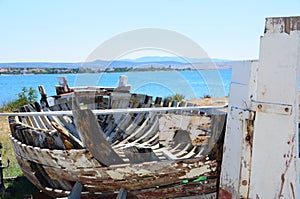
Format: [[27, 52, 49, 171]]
[[1, 176, 51, 199]]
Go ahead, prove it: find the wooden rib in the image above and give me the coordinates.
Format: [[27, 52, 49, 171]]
[[108, 113, 130, 144], [170, 143, 183, 153], [19, 106, 33, 127], [27, 104, 47, 129], [130, 116, 158, 144], [179, 146, 197, 159], [115, 113, 146, 141], [124, 116, 150, 141], [142, 132, 159, 146], [50, 121, 83, 149], [172, 144, 191, 157], [159, 148, 179, 160], [72, 108, 125, 166], [195, 146, 206, 158]]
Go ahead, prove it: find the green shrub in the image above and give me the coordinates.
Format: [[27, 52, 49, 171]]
[[166, 93, 185, 101], [0, 87, 38, 112]]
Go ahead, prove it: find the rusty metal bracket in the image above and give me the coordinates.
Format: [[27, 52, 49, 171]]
[[251, 100, 292, 115], [230, 106, 252, 121]]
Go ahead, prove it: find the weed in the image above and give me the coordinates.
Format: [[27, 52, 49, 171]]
[[0, 87, 38, 112], [166, 93, 185, 101]]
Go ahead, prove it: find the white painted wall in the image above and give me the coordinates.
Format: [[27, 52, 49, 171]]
[[249, 21, 300, 199], [219, 17, 300, 199]]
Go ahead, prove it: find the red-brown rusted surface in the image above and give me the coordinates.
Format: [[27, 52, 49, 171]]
[[218, 187, 232, 199]]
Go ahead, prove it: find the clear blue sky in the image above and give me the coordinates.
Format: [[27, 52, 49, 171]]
[[0, 0, 299, 62]]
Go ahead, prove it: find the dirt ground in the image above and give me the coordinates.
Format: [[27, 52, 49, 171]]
[[188, 97, 228, 106]]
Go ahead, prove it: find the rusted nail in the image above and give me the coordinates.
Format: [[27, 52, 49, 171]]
[[284, 107, 289, 112], [245, 135, 251, 142], [242, 180, 248, 186], [257, 104, 262, 109]]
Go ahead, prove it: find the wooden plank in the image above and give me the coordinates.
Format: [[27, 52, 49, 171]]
[[27, 104, 47, 129], [68, 182, 82, 199], [205, 112, 226, 157], [124, 114, 149, 140], [113, 114, 158, 148], [50, 104, 79, 139], [108, 113, 129, 144], [72, 108, 124, 166], [154, 97, 162, 106], [124, 146, 160, 164], [116, 188, 127, 199], [131, 114, 159, 144], [19, 106, 33, 127], [50, 121, 84, 149]]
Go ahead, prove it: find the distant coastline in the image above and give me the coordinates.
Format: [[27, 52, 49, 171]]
[[0, 57, 245, 75], [0, 66, 232, 75]]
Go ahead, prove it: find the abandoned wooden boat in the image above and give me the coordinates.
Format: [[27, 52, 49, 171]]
[[8, 76, 227, 198]]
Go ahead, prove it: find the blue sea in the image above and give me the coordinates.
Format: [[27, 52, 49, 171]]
[[0, 70, 232, 107]]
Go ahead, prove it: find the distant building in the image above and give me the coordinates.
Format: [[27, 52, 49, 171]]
[[0, 68, 8, 73]]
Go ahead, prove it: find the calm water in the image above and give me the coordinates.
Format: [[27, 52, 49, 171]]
[[0, 70, 232, 106]]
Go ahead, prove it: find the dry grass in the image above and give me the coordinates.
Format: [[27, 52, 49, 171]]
[[188, 97, 228, 106]]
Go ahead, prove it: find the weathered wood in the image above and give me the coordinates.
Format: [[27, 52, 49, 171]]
[[38, 85, 49, 108], [205, 112, 226, 157], [0, 105, 227, 117], [57, 76, 72, 94], [33, 103, 55, 130], [6, 74, 229, 198], [108, 113, 132, 144], [10, 135, 101, 168], [154, 97, 162, 106], [116, 187, 127, 199], [144, 95, 152, 106], [130, 94, 146, 108], [124, 146, 160, 164], [173, 130, 192, 146], [72, 108, 124, 166], [27, 104, 47, 129], [42, 157, 217, 191], [113, 113, 158, 148], [49, 104, 79, 139], [171, 100, 178, 107], [163, 99, 170, 107], [19, 106, 33, 127], [114, 113, 148, 144], [109, 92, 131, 109], [50, 121, 83, 149], [38, 179, 217, 199], [131, 113, 159, 144], [68, 182, 82, 199]]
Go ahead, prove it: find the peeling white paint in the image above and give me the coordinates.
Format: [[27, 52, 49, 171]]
[[182, 166, 210, 179], [107, 170, 125, 180]]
